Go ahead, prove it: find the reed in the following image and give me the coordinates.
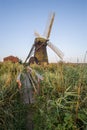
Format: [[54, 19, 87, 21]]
[[0, 62, 87, 130]]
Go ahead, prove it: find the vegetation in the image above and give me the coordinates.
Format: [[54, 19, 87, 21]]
[[0, 62, 87, 130], [0, 61, 27, 130]]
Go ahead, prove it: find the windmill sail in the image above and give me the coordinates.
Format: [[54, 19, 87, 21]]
[[24, 44, 35, 63], [47, 42, 64, 60], [44, 12, 55, 39], [34, 31, 41, 37]]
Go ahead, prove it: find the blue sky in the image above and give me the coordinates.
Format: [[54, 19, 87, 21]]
[[0, 0, 87, 63]]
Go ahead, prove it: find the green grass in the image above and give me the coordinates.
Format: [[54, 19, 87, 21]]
[[0, 62, 87, 130]]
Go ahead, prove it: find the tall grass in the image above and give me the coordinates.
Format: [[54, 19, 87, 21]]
[[33, 63, 87, 130], [0, 61, 27, 130], [0, 62, 87, 130]]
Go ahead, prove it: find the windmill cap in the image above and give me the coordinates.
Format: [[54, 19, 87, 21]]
[[35, 37, 48, 43]]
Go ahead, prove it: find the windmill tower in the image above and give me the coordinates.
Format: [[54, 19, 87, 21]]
[[34, 37, 48, 64], [25, 13, 64, 65]]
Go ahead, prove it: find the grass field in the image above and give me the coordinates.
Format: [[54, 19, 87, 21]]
[[0, 61, 87, 130]]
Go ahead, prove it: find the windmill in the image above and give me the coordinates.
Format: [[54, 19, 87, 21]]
[[25, 12, 64, 65]]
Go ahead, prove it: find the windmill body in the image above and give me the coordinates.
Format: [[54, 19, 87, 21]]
[[34, 37, 48, 64]]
